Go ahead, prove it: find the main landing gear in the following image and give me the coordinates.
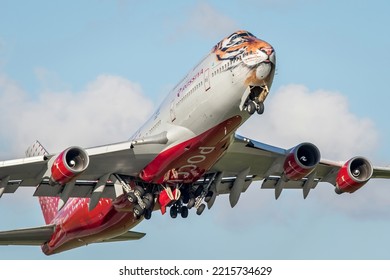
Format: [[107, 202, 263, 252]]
[[128, 186, 155, 220], [114, 175, 155, 220], [114, 173, 217, 221], [168, 191, 211, 219], [169, 204, 189, 219], [167, 174, 216, 219]]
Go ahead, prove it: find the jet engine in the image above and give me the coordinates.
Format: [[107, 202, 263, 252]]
[[49, 147, 90, 186], [283, 143, 321, 180], [335, 157, 373, 194]]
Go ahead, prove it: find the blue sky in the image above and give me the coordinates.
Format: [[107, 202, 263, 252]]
[[1, 0, 390, 260]]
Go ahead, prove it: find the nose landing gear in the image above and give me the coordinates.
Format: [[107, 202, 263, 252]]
[[246, 100, 264, 115], [243, 85, 268, 115]]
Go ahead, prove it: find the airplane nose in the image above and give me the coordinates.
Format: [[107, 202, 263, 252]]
[[256, 62, 272, 80], [261, 46, 276, 65], [261, 47, 274, 56], [255, 46, 275, 80]]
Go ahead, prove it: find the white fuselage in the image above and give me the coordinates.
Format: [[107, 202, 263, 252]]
[[131, 31, 276, 183], [135, 55, 269, 146]]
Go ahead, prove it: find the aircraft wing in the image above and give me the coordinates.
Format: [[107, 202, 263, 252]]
[[211, 134, 390, 203], [0, 140, 160, 199], [0, 224, 144, 246], [98, 231, 146, 243], [0, 225, 55, 245]]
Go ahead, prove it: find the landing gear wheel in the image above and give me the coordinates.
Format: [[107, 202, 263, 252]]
[[128, 192, 137, 203], [143, 193, 154, 209], [134, 186, 145, 197], [246, 101, 256, 115], [181, 206, 189, 218], [133, 204, 144, 216], [196, 204, 206, 215], [170, 206, 178, 219], [204, 191, 213, 203], [144, 209, 152, 220], [256, 102, 265, 114], [187, 198, 195, 209]]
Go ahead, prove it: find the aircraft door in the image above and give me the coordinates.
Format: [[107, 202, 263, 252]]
[[170, 99, 176, 122], [204, 68, 211, 91]]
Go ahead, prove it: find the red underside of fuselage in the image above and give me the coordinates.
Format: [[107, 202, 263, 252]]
[[43, 116, 242, 255], [41, 195, 137, 255], [140, 115, 243, 184]]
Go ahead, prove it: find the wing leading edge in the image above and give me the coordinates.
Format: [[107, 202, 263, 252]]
[[0, 139, 162, 200]]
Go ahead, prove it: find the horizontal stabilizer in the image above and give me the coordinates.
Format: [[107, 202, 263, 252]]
[[98, 231, 146, 243], [0, 225, 55, 246]]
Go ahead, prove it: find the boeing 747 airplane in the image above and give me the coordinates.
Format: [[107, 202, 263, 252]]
[[0, 30, 389, 255]]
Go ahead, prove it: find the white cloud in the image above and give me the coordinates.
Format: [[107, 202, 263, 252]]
[[213, 84, 388, 225], [174, 2, 238, 41], [238, 84, 378, 160], [0, 73, 154, 158]]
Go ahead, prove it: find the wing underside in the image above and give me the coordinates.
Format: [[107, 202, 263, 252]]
[[98, 231, 146, 243], [211, 134, 390, 200]]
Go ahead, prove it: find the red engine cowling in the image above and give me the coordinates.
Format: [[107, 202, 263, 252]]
[[335, 157, 373, 194], [283, 143, 321, 180], [50, 147, 90, 185]]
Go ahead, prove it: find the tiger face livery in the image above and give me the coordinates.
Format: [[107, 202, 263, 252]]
[[213, 30, 275, 66], [213, 30, 276, 86]]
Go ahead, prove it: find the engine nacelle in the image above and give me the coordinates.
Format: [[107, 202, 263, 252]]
[[50, 147, 90, 185], [283, 143, 321, 180], [335, 157, 373, 194]]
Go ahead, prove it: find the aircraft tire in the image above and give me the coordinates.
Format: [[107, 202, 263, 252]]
[[133, 204, 144, 216], [181, 206, 189, 218], [134, 186, 145, 197], [187, 198, 195, 209], [196, 204, 206, 215], [144, 209, 152, 220], [247, 101, 256, 115], [128, 192, 137, 203], [204, 191, 213, 203], [143, 193, 154, 209], [257, 102, 265, 114], [170, 206, 178, 219]]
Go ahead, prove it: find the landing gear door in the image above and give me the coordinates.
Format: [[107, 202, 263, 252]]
[[204, 68, 211, 91]]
